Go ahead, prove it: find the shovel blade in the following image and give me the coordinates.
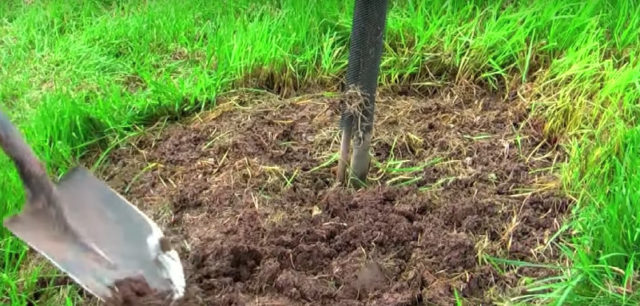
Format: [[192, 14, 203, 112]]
[[1, 110, 183, 301], [4, 167, 183, 301]]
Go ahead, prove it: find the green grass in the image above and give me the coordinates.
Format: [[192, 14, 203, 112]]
[[1, 0, 639, 304]]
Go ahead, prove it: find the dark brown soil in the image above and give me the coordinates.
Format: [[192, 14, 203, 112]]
[[103, 276, 172, 306], [92, 87, 569, 305]]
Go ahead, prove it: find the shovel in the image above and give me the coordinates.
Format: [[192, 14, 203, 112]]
[[0, 110, 185, 303]]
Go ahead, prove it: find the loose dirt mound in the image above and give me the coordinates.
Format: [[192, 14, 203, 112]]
[[95, 88, 568, 305]]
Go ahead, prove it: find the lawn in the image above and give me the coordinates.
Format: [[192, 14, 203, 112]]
[[0, 0, 639, 305]]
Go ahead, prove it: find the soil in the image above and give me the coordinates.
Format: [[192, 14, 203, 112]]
[[103, 276, 172, 306], [85, 87, 569, 305]]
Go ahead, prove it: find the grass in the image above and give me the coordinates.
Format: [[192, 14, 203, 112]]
[[0, 0, 639, 304]]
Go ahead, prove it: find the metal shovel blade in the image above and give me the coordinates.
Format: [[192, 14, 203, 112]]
[[0, 110, 184, 302], [59, 166, 185, 299]]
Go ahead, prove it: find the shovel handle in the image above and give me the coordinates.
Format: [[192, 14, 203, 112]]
[[0, 109, 48, 187]]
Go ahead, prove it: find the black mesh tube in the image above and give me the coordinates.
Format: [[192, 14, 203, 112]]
[[338, 0, 388, 186], [341, 0, 388, 134]]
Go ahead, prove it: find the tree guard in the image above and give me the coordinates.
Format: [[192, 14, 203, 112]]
[[337, 0, 389, 187]]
